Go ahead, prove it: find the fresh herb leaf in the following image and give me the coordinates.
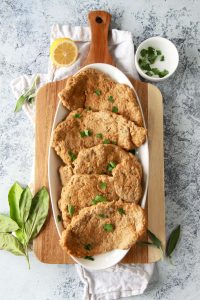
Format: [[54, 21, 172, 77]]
[[151, 68, 160, 75], [108, 96, 114, 103], [166, 225, 181, 258], [157, 50, 162, 55], [0, 233, 25, 256], [84, 244, 92, 251], [84, 256, 94, 261], [112, 106, 118, 113], [67, 204, 75, 217], [57, 215, 62, 222], [0, 215, 19, 233], [118, 208, 126, 215], [68, 150, 77, 161], [96, 133, 103, 139], [160, 55, 165, 61], [92, 195, 107, 205], [99, 182, 107, 190], [73, 113, 81, 118], [8, 182, 23, 227], [80, 130, 92, 137], [145, 71, 153, 77], [94, 89, 101, 96], [14, 75, 40, 112], [103, 139, 111, 144], [98, 213, 108, 219], [107, 161, 117, 172], [139, 59, 152, 71], [140, 49, 147, 57], [158, 69, 169, 78], [103, 223, 114, 232], [19, 186, 32, 224], [147, 229, 162, 249], [24, 187, 49, 242]]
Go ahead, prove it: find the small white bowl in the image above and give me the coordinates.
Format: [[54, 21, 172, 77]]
[[135, 36, 179, 82]]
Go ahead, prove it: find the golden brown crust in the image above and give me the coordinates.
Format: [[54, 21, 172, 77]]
[[59, 68, 143, 126], [60, 200, 147, 257], [52, 109, 146, 164]]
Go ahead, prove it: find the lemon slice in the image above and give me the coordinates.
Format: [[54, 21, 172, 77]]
[[50, 38, 78, 67]]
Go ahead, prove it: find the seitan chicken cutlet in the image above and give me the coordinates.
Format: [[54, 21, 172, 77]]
[[59, 68, 143, 126], [60, 200, 147, 257], [52, 108, 146, 164], [59, 174, 119, 228], [59, 144, 143, 203]]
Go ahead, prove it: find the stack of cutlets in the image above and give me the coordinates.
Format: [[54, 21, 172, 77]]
[[52, 69, 147, 258]]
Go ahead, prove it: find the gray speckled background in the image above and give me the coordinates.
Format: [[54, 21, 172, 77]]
[[0, 0, 199, 299]]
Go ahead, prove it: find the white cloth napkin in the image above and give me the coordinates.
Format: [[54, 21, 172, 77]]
[[11, 24, 154, 300]]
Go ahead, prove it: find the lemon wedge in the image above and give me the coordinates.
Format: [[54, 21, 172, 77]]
[[50, 38, 78, 67]]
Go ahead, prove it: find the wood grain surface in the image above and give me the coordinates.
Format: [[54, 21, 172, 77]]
[[33, 77, 165, 264]]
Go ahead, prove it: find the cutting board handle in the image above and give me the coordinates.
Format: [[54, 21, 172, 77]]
[[84, 10, 114, 65]]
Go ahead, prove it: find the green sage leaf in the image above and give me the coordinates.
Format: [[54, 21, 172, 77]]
[[0, 233, 25, 256], [147, 229, 162, 249], [14, 95, 26, 112], [166, 225, 181, 258], [0, 215, 19, 233]]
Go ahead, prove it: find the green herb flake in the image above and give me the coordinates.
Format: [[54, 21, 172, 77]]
[[160, 55, 165, 61], [80, 130, 92, 138], [107, 161, 117, 172], [92, 195, 107, 205], [57, 215, 62, 222], [103, 223, 114, 232], [98, 213, 108, 219], [73, 113, 81, 118], [96, 133, 103, 139], [108, 96, 114, 103], [140, 49, 147, 57], [99, 181, 107, 190], [68, 150, 77, 162], [145, 71, 153, 77], [166, 225, 181, 258], [103, 139, 111, 144], [118, 208, 126, 215], [112, 106, 118, 113], [158, 69, 169, 78], [67, 204, 75, 217], [157, 50, 162, 56], [94, 89, 101, 96], [84, 256, 94, 261], [84, 244, 92, 251]]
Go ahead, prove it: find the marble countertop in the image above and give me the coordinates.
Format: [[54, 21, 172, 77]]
[[0, 0, 199, 299]]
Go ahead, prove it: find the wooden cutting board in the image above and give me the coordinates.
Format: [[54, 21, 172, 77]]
[[33, 11, 165, 264]]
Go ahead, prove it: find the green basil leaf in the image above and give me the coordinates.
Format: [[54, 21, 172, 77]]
[[19, 186, 32, 223], [0, 215, 19, 233], [147, 229, 162, 249], [68, 150, 77, 161], [15, 229, 25, 245], [25, 187, 49, 242], [107, 161, 117, 172], [8, 182, 23, 227], [14, 95, 26, 112], [67, 204, 75, 217], [166, 225, 181, 258], [0, 233, 25, 256], [112, 106, 118, 113], [99, 182, 107, 190]]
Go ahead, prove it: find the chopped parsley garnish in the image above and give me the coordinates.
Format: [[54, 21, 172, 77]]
[[103, 139, 111, 144], [118, 208, 126, 215], [57, 215, 62, 222], [99, 181, 107, 190], [160, 55, 165, 61], [84, 256, 94, 261], [138, 47, 168, 78], [92, 195, 107, 205], [98, 213, 108, 218], [94, 89, 101, 96], [107, 161, 117, 172], [103, 224, 114, 232], [108, 95, 114, 103], [67, 204, 75, 217], [96, 133, 103, 139], [73, 113, 81, 118], [80, 130, 92, 137], [84, 244, 92, 251], [112, 106, 118, 113], [68, 150, 77, 161]]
